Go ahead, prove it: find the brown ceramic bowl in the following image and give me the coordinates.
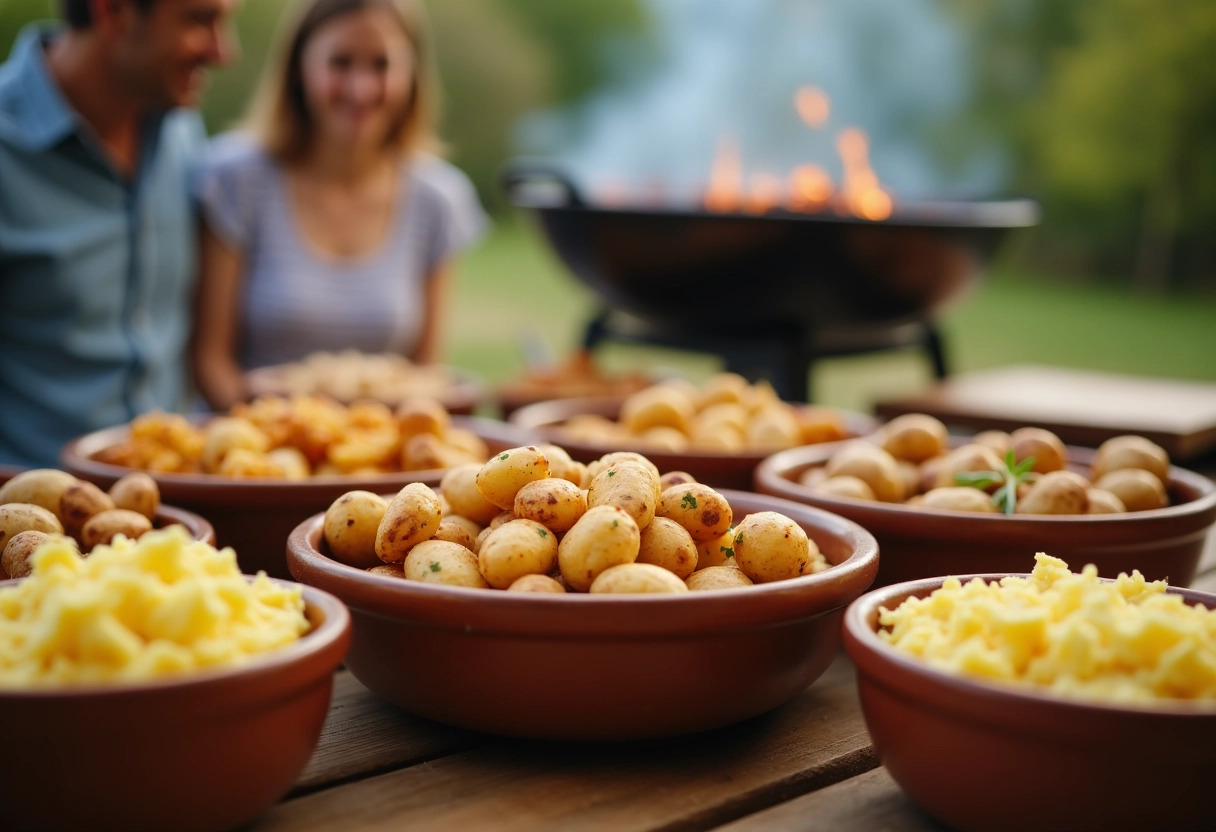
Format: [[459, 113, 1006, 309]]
[[755, 440, 1216, 586], [59, 416, 528, 579], [286, 489, 879, 741], [508, 395, 875, 491], [844, 575, 1216, 832], [0, 581, 351, 832]]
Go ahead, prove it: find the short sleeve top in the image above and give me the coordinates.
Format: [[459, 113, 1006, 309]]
[[193, 132, 487, 369]]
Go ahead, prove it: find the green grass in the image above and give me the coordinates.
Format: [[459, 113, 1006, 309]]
[[449, 217, 1216, 413]]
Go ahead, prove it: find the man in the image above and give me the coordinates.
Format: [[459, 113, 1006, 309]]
[[0, 0, 239, 467]]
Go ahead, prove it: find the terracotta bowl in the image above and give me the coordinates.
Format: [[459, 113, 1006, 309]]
[[844, 575, 1216, 832], [59, 416, 528, 579], [286, 489, 879, 741], [508, 395, 875, 491], [243, 362, 487, 415], [0, 581, 351, 832], [755, 441, 1216, 587]]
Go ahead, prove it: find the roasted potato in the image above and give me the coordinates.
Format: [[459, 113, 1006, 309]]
[[589, 562, 689, 594], [323, 490, 388, 569], [732, 511, 823, 583], [375, 482, 444, 563], [477, 519, 559, 589], [557, 505, 641, 592], [403, 540, 488, 588], [475, 446, 552, 510], [635, 516, 699, 579]]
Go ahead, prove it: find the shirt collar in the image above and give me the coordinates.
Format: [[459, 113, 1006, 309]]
[[0, 23, 79, 151]]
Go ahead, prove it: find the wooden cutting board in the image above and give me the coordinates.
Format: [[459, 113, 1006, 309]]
[[874, 364, 1216, 460]]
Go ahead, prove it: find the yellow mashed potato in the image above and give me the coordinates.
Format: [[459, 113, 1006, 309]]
[[0, 526, 309, 687], [879, 553, 1216, 705]]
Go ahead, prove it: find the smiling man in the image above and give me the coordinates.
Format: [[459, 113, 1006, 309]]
[[0, 0, 239, 467]]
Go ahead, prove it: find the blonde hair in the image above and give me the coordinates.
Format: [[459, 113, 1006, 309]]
[[243, 0, 442, 162]]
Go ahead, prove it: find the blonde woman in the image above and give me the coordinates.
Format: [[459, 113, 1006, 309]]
[[191, 0, 486, 410]]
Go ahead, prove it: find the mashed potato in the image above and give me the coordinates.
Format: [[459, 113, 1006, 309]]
[[0, 526, 309, 687], [879, 553, 1216, 705]]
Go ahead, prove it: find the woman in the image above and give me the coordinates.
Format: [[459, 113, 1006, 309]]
[[192, 0, 486, 410]]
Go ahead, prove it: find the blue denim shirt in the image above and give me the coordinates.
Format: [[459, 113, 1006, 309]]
[[0, 24, 205, 467]]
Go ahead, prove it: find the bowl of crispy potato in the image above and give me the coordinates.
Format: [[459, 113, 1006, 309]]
[[755, 416, 1216, 587], [286, 444, 878, 740], [844, 557, 1216, 832], [508, 373, 872, 491], [60, 396, 529, 578]]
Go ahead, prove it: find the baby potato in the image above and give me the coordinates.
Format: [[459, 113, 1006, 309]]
[[586, 460, 661, 531], [920, 487, 998, 513], [432, 515, 483, 551], [686, 565, 754, 591], [1010, 427, 1068, 474], [658, 482, 732, 541], [507, 573, 566, 593], [745, 404, 802, 450], [636, 516, 698, 579], [732, 511, 821, 583], [590, 562, 689, 594], [475, 446, 552, 510], [0, 469, 78, 515], [440, 463, 501, 525], [1090, 435, 1170, 483], [1086, 488, 1127, 514], [443, 427, 489, 460], [107, 472, 161, 520], [537, 443, 581, 484], [267, 447, 311, 480], [896, 461, 921, 500], [880, 413, 949, 463], [513, 478, 587, 532], [323, 490, 388, 569], [659, 470, 697, 490], [697, 372, 750, 409], [478, 519, 559, 589], [931, 444, 1004, 490], [0, 503, 64, 551], [972, 430, 1012, 456], [796, 406, 850, 445], [2, 529, 51, 579], [367, 562, 405, 579], [687, 421, 746, 452], [403, 540, 488, 588], [1093, 469, 1169, 512], [202, 416, 268, 472], [693, 402, 750, 436], [375, 482, 444, 563], [80, 509, 153, 549], [620, 384, 696, 435], [395, 397, 450, 438], [1016, 470, 1090, 515], [798, 466, 829, 489], [560, 414, 622, 443], [587, 451, 661, 482], [814, 475, 876, 501], [694, 525, 737, 570], [825, 442, 904, 503], [638, 426, 689, 451], [402, 433, 476, 472], [558, 505, 641, 592], [58, 480, 116, 537]]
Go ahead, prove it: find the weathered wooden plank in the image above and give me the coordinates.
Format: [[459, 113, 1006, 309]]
[[292, 670, 481, 795], [258, 656, 876, 832], [715, 767, 949, 832]]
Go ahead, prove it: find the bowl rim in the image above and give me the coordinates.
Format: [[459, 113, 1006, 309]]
[[58, 414, 530, 491], [508, 394, 877, 463], [0, 579, 351, 701], [844, 573, 1216, 719], [287, 487, 880, 638], [756, 438, 1216, 526]]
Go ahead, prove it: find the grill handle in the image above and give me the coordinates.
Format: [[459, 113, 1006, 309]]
[[501, 160, 586, 208]]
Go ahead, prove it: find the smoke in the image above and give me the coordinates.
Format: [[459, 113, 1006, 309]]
[[515, 0, 1008, 203]]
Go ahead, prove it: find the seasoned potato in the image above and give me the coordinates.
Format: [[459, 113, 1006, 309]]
[[58, 480, 116, 537], [825, 442, 904, 502], [687, 422, 745, 452], [658, 482, 732, 541], [586, 460, 661, 531], [732, 511, 822, 583], [694, 526, 737, 570], [2, 529, 51, 579], [507, 573, 566, 593], [108, 473, 160, 521], [795, 406, 850, 445], [537, 443, 581, 484], [80, 509, 153, 549], [798, 466, 829, 490], [475, 446, 552, 510], [880, 413, 949, 463], [1009, 427, 1068, 474], [814, 475, 876, 501], [1016, 470, 1090, 515], [1086, 488, 1127, 514], [636, 516, 698, 579], [201, 416, 268, 472], [658, 470, 697, 490], [1091, 435, 1170, 483], [587, 451, 661, 482], [620, 384, 696, 435], [745, 404, 801, 449], [432, 515, 482, 551], [0, 469, 78, 514], [323, 490, 388, 569], [1093, 469, 1169, 512], [930, 444, 1004, 490], [477, 519, 560, 589], [558, 505, 641, 592], [590, 562, 689, 594], [692, 402, 749, 436], [513, 478, 587, 532], [395, 397, 450, 438], [920, 487, 998, 513], [440, 463, 501, 525], [0, 503, 64, 551], [403, 540, 488, 588], [401, 433, 476, 471], [696, 372, 750, 409], [686, 565, 754, 591], [375, 482, 444, 563], [638, 426, 689, 451], [972, 430, 1012, 455], [367, 562, 405, 578], [443, 427, 489, 460]]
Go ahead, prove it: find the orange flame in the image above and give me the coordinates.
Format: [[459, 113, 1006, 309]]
[[789, 164, 833, 210], [703, 136, 743, 212], [836, 128, 893, 221], [744, 172, 784, 214], [794, 86, 830, 129]]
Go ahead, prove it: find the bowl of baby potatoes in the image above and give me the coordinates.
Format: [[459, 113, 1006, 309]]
[[754, 414, 1216, 587], [844, 554, 1216, 832], [286, 442, 879, 740], [0, 523, 351, 832], [508, 372, 871, 491], [60, 395, 528, 578]]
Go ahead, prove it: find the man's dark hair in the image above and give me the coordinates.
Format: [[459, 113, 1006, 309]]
[[61, 0, 157, 29]]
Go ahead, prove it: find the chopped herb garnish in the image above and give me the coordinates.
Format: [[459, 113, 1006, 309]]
[[720, 546, 735, 559], [681, 493, 698, 510], [499, 453, 510, 461], [607, 470, 616, 477], [538, 528, 548, 538], [954, 450, 1036, 515], [612, 519, 619, 528], [734, 532, 744, 546], [429, 562, 442, 573]]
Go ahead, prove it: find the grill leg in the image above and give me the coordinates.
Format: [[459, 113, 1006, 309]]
[[924, 322, 949, 379]]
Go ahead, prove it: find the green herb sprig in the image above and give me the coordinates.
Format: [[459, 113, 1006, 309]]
[[954, 450, 1036, 515]]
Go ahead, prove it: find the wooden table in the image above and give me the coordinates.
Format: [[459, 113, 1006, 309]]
[[256, 515, 1216, 832]]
